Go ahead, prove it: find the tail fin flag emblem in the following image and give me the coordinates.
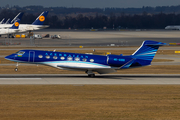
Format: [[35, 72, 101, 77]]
[[39, 16, 45, 22], [14, 22, 19, 27]]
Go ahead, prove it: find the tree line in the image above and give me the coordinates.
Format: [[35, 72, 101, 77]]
[[1, 9, 180, 29], [1, 5, 180, 15]]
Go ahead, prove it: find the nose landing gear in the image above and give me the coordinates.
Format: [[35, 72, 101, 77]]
[[14, 68, 18, 72], [14, 62, 18, 72]]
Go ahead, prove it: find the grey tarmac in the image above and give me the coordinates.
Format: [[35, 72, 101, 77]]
[[0, 74, 179, 85], [1, 30, 180, 47]]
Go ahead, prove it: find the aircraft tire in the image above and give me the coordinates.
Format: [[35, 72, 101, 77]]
[[88, 74, 95, 77], [14, 68, 18, 72]]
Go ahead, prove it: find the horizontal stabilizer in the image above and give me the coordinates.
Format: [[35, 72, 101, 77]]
[[145, 42, 167, 46], [120, 58, 136, 69]]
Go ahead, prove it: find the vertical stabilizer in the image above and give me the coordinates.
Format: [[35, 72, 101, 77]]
[[132, 40, 166, 62], [11, 12, 24, 24], [32, 11, 49, 25], [5, 18, 11, 24], [9, 19, 21, 29], [0, 18, 6, 24]]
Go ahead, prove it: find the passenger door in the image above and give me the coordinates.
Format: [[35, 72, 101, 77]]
[[29, 51, 35, 62]]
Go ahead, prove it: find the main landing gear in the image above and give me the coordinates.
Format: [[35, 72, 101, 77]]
[[14, 62, 18, 72], [88, 74, 95, 77], [86, 70, 95, 77]]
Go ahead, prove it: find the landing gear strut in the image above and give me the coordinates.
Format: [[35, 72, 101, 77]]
[[86, 70, 95, 77], [88, 74, 95, 77], [14, 62, 18, 72]]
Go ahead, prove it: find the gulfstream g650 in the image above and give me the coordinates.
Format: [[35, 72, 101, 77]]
[[5, 40, 166, 77]]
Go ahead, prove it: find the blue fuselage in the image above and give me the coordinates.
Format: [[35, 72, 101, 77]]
[[5, 50, 139, 70]]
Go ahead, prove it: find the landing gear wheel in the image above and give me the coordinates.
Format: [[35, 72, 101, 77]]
[[88, 74, 95, 78], [14, 68, 18, 72]]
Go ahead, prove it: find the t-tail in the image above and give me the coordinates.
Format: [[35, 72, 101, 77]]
[[32, 11, 49, 25], [131, 40, 166, 67], [9, 19, 21, 29]]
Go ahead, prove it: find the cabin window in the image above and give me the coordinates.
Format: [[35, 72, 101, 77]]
[[46, 55, 50, 59], [53, 56, 57, 59], [90, 59, 94, 62], [60, 56, 65, 60], [75, 57, 80, 61], [38, 55, 43, 58], [67, 57, 73, 61], [82, 58, 87, 62]]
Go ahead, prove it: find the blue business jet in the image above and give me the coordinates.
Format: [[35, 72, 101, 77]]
[[5, 40, 166, 77]]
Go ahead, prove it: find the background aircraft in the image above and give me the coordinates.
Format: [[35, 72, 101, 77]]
[[165, 25, 180, 30], [18, 11, 49, 32], [0, 19, 21, 35], [0, 18, 6, 24], [5, 40, 166, 77], [10, 12, 24, 24], [0, 12, 24, 28], [5, 18, 11, 24], [0, 11, 48, 32], [0, 11, 48, 35]]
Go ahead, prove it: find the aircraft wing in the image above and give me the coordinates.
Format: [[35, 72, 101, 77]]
[[57, 65, 116, 74]]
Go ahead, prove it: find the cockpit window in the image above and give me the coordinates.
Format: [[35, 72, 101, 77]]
[[16, 51, 25, 55], [16, 51, 25, 57]]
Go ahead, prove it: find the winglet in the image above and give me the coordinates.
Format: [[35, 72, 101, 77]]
[[32, 11, 49, 25], [9, 19, 21, 29]]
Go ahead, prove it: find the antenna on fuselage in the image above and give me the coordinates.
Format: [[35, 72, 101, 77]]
[[53, 49, 56, 52]]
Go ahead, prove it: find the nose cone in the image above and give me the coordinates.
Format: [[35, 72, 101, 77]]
[[5, 54, 15, 60]]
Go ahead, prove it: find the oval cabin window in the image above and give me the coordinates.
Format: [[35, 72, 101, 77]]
[[90, 59, 94, 62], [60, 56, 65, 60], [38, 55, 43, 58], [75, 57, 80, 61], [83, 58, 87, 62], [67, 57, 73, 61], [53, 56, 57, 59], [46, 55, 50, 59]]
